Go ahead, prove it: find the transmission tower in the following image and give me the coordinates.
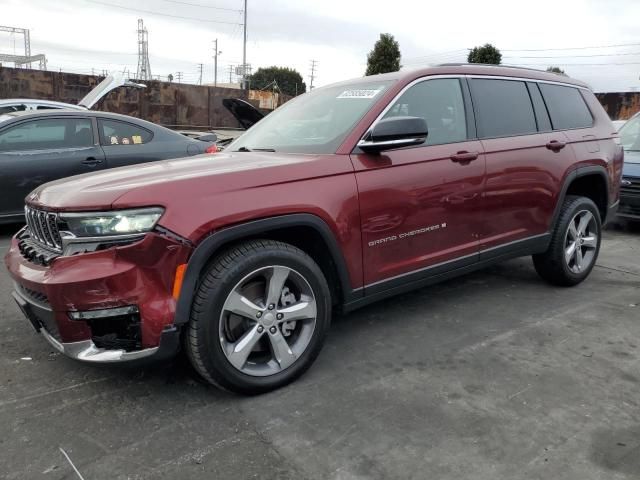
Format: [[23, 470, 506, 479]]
[[0, 26, 47, 69], [135, 18, 151, 80]]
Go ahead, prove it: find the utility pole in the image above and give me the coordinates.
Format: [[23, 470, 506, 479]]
[[197, 63, 203, 85], [175, 71, 183, 83], [213, 39, 221, 87], [242, 0, 247, 89], [309, 59, 318, 90]]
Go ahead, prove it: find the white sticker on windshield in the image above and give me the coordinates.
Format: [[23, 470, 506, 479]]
[[337, 89, 382, 99]]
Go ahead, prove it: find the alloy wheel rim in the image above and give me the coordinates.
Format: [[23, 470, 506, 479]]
[[564, 210, 598, 274], [219, 265, 317, 377]]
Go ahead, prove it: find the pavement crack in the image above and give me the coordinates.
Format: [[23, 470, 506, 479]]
[[596, 264, 640, 277]]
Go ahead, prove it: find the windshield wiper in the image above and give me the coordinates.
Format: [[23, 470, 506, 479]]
[[234, 146, 276, 152]]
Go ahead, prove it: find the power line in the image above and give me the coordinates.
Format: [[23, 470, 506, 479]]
[[506, 52, 640, 59], [402, 49, 469, 62], [84, 0, 243, 25], [403, 55, 466, 66], [503, 42, 640, 52], [517, 62, 640, 66], [158, 0, 242, 11]]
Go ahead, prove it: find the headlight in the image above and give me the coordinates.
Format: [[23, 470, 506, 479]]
[[59, 208, 164, 237]]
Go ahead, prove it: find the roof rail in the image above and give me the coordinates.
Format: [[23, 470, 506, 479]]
[[436, 63, 552, 74]]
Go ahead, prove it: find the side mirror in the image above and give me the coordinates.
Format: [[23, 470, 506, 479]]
[[358, 116, 428, 153]]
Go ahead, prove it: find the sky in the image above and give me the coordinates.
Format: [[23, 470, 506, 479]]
[[1, 0, 640, 92]]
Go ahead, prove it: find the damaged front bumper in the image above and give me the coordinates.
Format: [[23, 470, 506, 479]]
[[5, 230, 192, 363]]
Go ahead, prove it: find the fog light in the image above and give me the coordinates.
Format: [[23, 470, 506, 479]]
[[69, 305, 139, 320]]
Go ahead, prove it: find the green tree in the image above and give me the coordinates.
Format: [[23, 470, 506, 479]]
[[248, 66, 306, 96], [546, 66, 566, 75], [467, 44, 502, 65], [365, 33, 401, 76]]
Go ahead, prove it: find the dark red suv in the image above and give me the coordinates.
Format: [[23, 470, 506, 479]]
[[5, 65, 623, 393]]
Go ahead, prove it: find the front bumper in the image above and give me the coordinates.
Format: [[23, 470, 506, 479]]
[[5, 231, 192, 362], [13, 288, 179, 362]]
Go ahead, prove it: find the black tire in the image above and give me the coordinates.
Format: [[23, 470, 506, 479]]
[[533, 195, 602, 286], [185, 239, 331, 394]]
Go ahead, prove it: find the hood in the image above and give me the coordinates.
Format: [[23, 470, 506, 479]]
[[78, 74, 147, 109], [223, 98, 265, 129], [623, 150, 640, 178], [27, 151, 350, 211]]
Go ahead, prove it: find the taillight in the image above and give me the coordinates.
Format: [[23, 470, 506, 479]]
[[205, 144, 218, 154]]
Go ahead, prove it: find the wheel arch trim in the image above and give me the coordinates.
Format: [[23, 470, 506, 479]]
[[173, 214, 360, 325], [551, 165, 610, 229]]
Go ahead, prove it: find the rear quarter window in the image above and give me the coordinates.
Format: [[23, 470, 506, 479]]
[[538, 84, 593, 130], [470, 79, 537, 138], [98, 119, 153, 146]]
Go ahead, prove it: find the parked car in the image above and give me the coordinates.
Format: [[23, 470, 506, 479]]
[[178, 99, 265, 149], [618, 112, 640, 220], [0, 74, 146, 114], [5, 64, 622, 394], [0, 109, 216, 223], [612, 119, 626, 131]]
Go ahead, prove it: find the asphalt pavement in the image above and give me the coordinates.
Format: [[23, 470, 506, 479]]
[[0, 221, 639, 480]]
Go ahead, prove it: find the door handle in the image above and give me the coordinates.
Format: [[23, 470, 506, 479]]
[[81, 157, 103, 167], [546, 140, 566, 152], [450, 151, 479, 164]]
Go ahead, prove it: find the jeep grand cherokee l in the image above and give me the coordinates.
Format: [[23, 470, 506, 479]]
[[5, 65, 623, 394]]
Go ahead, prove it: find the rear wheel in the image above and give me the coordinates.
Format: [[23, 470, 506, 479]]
[[185, 240, 331, 394], [533, 195, 601, 286]]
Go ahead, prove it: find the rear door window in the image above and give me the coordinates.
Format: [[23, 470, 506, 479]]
[[538, 84, 593, 130], [383, 78, 467, 145], [526, 82, 552, 132], [98, 119, 153, 146], [470, 79, 537, 138], [0, 118, 93, 152]]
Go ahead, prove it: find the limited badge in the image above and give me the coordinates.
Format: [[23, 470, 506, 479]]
[[110, 136, 119, 145], [132, 135, 142, 144]]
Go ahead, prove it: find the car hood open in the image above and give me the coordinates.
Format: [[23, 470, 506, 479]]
[[222, 98, 265, 129], [78, 74, 147, 109]]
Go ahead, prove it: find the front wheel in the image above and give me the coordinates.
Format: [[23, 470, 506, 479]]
[[533, 195, 602, 286], [185, 240, 331, 394]]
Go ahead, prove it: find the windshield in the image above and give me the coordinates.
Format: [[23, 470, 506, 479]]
[[619, 115, 640, 161], [229, 80, 394, 154]]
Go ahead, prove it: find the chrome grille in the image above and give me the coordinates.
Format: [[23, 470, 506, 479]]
[[24, 206, 62, 252]]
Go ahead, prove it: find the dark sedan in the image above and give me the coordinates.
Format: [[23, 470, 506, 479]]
[[0, 110, 216, 223]]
